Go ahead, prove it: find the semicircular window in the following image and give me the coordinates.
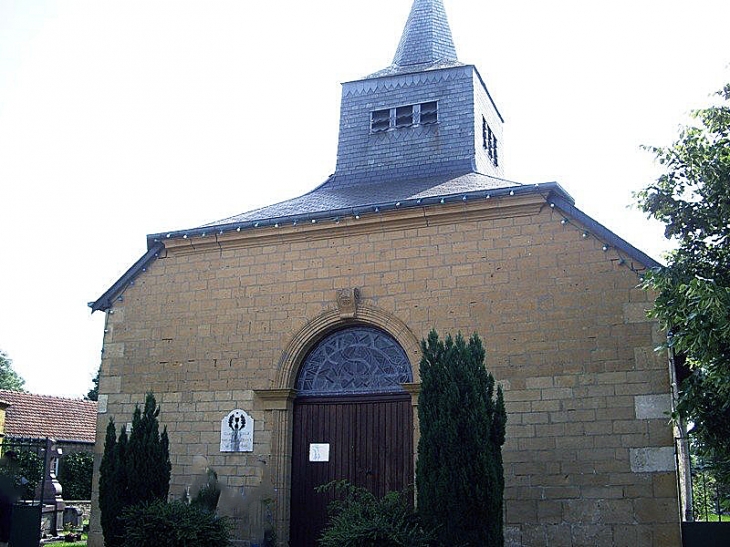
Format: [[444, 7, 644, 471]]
[[296, 326, 413, 396]]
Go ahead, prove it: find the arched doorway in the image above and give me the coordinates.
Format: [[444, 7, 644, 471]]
[[289, 326, 414, 546]]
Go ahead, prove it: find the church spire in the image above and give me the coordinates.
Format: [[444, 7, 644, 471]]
[[392, 0, 457, 67], [335, 0, 504, 183]]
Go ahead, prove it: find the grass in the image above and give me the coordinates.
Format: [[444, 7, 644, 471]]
[[696, 514, 730, 522]]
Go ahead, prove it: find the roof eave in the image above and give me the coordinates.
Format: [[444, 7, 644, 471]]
[[93, 183, 565, 310], [147, 182, 570, 242], [3, 434, 95, 445], [88, 241, 165, 313], [548, 192, 662, 269], [91, 182, 662, 313]]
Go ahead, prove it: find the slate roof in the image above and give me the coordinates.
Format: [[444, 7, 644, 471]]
[[202, 170, 522, 228], [370, 0, 460, 78], [0, 390, 97, 444], [368, 58, 464, 79], [189, 0, 502, 231], [88, 0, 662, 313]]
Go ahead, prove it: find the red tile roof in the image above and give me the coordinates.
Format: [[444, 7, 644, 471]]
[[0, 390, 97, 443]]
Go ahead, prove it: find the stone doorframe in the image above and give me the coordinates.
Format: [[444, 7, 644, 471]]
[[254, 304, 422, 546]]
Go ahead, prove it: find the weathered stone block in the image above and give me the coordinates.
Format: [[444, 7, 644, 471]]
[[630, 447, 676, 473], [635, 393, 672, 420]]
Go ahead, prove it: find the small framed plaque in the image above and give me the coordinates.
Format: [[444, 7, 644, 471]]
[[220, 409, 254, 452], [309, 443, 330, 462]]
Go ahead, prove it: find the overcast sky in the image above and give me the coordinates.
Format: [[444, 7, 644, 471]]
[[0, 0, 728, 397]]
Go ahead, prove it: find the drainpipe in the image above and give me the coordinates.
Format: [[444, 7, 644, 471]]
[[667, 332, 693, 522]]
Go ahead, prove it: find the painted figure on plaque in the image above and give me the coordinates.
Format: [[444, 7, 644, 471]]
[[220, 409, 254, 452]]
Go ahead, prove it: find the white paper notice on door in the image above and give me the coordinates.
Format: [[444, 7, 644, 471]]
[[309, 443, 330, 462]]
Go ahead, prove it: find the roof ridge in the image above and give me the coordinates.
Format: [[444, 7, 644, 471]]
[[0, 389, 96, 404]]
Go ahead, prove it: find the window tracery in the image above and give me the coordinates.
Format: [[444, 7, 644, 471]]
[[296, 327, 412, 395]]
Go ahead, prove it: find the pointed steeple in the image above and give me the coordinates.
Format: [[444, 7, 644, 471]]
[[335, 0, 504, 185], [392, 0, 457, 67]]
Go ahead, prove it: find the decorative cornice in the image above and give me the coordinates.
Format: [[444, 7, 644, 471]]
[[90, 183, 661, 314], [158, 191, 546, 255], [343, 65, 470, 97]]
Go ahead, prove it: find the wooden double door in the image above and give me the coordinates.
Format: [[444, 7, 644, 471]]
[[289, 393, 413, 547]]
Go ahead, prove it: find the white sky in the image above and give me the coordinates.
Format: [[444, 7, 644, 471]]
[[0, 0, 727, 397]]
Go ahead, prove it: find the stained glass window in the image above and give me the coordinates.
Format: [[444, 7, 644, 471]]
[[296, 327, 413, 396]]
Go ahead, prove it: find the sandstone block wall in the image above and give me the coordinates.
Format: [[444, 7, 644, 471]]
[[89, 195, 680, 546]]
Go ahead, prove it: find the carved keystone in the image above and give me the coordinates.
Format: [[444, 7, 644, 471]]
[[336, 288, 360, 318]]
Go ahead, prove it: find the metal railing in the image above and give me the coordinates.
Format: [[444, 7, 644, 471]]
[[691, 459, 730, 522], [676, 435, 730, 523], [0, 437, 51, 546]]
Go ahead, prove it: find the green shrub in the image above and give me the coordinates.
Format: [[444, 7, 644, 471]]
[[317, 481, 433, 547], [58, 452, 93, 500], [121, 500, 232, 547]]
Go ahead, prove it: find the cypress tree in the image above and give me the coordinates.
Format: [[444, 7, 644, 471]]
[[416, 330, 507, 547], [99, 393, 170, 547], [100, 419, 126, 547], [117, 425, 129, 508], [126, 393, 171, 503]]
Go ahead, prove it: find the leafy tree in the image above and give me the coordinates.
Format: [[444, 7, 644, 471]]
[[99, 393, 170, 547], [0, 350, 25, 392], [636, 84, 730, 475], [416, 331, 507, 547], [86, 367, 100, 401], [0, 449, 42, 500], [58, 451, 93, 500]]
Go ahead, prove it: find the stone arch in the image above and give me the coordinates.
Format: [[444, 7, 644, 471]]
[[275, 305, 421, 390]]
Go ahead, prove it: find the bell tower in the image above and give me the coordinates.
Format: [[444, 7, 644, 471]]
[[333, 0, 504, 188]]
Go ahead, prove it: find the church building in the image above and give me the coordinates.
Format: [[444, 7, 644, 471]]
[[89, 1, 681, 545]]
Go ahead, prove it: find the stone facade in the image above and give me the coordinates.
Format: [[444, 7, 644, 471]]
[[89, 1, 681, 545], [90, 193, 680, 546]]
